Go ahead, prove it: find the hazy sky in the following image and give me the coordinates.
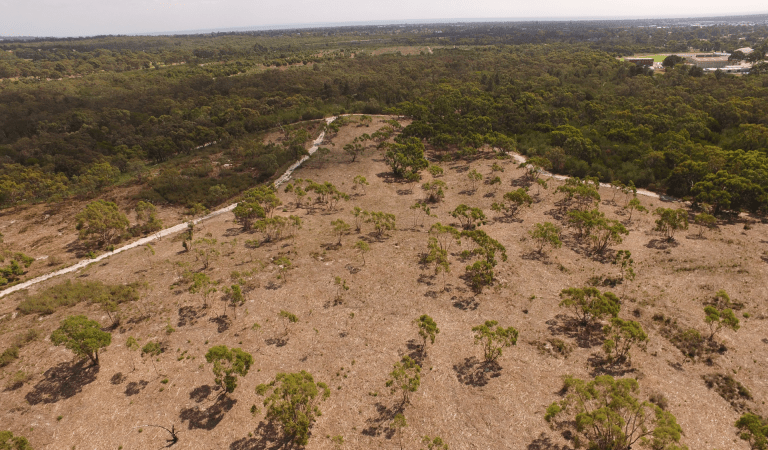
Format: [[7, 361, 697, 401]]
[[1, 0, 767, 37]]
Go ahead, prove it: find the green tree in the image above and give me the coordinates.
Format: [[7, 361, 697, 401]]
[[141, 341, 163, 376], [613, 250, 636, 285], [256, 371, 330, 446], [492, 188, 533, 220], [126, 336, 139, 372], [421, 435, 449, 450], [428, 165, 444, 177], [625, 197, 647, 224], [135, 201, 163, 233], [194, 238, 220, 269], [233, 199, 265, 231], [189, 272, 217, 307], [354, 240, 370, 265], [602, 318, 648, 366], [529, 222, 562, 255], [226, 284, 245, 318], [451, 204, 486, 230], [545, 375, 685, 450], [704, 305, 740, 341], [75, 200, 129, 247], [331, 219, 351, 245], [423, 237, 450, 289], [693, 213, 716, 237], [467, 168, 482, 193], [386, 356, 421, 406], [654, 208, 689, 241], [471, 320, 518, 364], [422, 180, 447, 203], [416, 314, 439, 357], [205, 345, 254, 394], [0, 430, 33, 450], [50, 315, 111, 366], [735, 413, 768, 450], [559, 287, 620, 328], [519, 156, 551, 182], [365, 211, 396, 238], [391, 414, 408, 450], [352, 175, 369, 194], [384, 137, 428, 178]]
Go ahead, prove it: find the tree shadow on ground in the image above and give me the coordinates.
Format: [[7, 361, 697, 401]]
[[189, 384, 219, 403], [25, 360, 99, 405], [545, 314, 603, 348], [265, 337, 288, 347], [452, 295, 479, 311], [210, 315, 231, 333], [405, 339, 425, 366], [527, 432, 573, 450], [522, 251, 551, 264], [452, 356, 501, 387], [111, 372, 126, 385], [125, 380, 149, 396], [362, 402, 398, 438], [230, 420, 290, 450], [646, 238, 679, 250], [587, 353, 636, 377], [417, 273, 436, 286], [179, 395, 236, 430], [178, 306, 206, 327]]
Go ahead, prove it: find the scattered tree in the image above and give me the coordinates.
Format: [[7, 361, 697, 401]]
[[529, 222, 562, 255], [735, 413, 768, 450], [416, 315, 439, 357], [421, 436, 449, 450], [50, 315, 111, 366], [383, 137, 429, 178], [559, 287, 620, 328], [205, 345, 254, 394], [451, 204, 486, 230], [391, 414, 408, 450], [126, 336, 139, 372], [467, 169, 483, 193], [422, 180, 447, 203], [654, 208, 689, 241], [386, 356, 421, 406], [331, 219, 351, 245], [352, 175, 369, 194], [0, 430, 33, 450], [625, 197, 648, 224], [545, 375, 685, 450], [189, 272, 217, 307], [141, 341, 163, 376], [492, 188, 533, 220], [75, 200, 129, 247], [354, 240, 370, 265], [365, 211, 396, 238], [472, 320, 518, 364], [256, 371, 330, 446], [704, 305, 740, 341], [428, 165, 444, 178], [602, 318, 648, 366], [694, 212, 716, 237]]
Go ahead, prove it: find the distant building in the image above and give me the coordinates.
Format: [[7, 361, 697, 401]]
[[689, 55, 730, 68], [625, 58, 654, 67]]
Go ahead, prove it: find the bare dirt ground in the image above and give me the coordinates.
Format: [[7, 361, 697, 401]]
[[1, 116, 768, 449]]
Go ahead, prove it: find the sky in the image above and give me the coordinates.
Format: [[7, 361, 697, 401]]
[[0, 0, 767, 38]]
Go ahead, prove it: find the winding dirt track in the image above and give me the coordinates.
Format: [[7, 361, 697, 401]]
[[0, 115, 675, 298], [0, 117, 335, 299]]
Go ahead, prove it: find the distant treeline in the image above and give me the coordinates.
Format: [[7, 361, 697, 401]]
[[1, 28, 767, 214]]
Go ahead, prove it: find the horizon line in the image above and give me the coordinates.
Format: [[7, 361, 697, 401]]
[[2, 11, 768, 40]]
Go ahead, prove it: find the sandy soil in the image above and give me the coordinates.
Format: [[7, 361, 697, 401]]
[[1, 115, 767, 450]]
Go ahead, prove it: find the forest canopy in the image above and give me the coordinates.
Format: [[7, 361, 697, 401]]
[[1, 20, 767, 213]]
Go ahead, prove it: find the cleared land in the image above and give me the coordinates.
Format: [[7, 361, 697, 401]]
[[0, 116, 767, 449]]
